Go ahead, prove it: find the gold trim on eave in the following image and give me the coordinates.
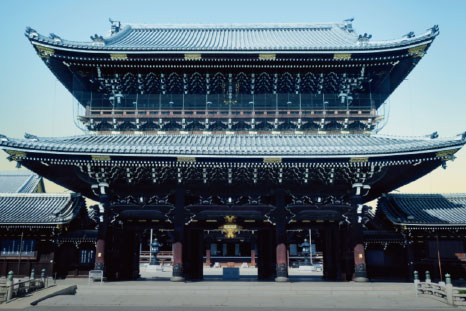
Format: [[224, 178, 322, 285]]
[[177, 157, 196, 162], [110, 53, 128, 60], [350, 157, 369, 163], [92, 155, 111, 161], [36, 45, 54, 58], [333, 53, 351, 60], [5, 150, 26, 158], [263, 157, 282, 163], [436, 149, 458, 158], [259, 53, 276, 60], [184, 54, 202, 60], [408, 44, 427, 57]]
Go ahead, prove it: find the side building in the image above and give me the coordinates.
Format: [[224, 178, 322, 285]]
[[0, 171, 96, 278]]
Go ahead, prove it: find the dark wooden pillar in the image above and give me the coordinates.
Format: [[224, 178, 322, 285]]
[[95, 193, 109, 273], [323, 227, 335, 280], [406, 239, 414, 281], [352, 197, 368, 282], [275, 190, 289, 282], [257, 228, 276, 280], [335, 225, 343, 281], [171, 188, 185, 282], [342, 225, 353, 281], [183, 228, 204, 280]]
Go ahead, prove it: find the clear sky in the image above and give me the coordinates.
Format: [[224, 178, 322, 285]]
[[0, 0, 465, 194]]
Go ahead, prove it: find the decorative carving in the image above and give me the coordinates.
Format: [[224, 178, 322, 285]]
[[220, 216, 242, 238]]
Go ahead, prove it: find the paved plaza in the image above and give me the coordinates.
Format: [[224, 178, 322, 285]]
[[0, 268, 456, 311]]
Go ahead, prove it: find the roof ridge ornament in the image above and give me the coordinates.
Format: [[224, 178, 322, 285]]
[[429, 25, 439, 36], [49, 33, 62, 43], [404, 31, 415, 38], [109, 18, 122, 35], [25, 27, 38, 39], [341, 18, 354, 33], [90, 34, 105, 46], [24, 133, 39, 141], [358, 33, 372, 45]]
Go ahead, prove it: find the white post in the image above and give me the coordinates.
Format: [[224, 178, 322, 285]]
[[309, 229, 313, 266], [149, 229, 153, 264]]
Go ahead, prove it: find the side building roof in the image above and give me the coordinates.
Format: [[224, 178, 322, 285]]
[[0, 193, 85, 227], [378, 193, 466, 228], [25, 21, 439, 53], [0, 170, 44, 193]]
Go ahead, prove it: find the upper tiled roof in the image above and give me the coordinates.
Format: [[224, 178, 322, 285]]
[[1, 133, 464, 158], [0, 171, 43, 193], [0, 193, 84, 226], [379, 194, 466, 226], [25, 22, 439, 52]]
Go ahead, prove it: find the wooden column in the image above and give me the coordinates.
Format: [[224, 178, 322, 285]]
[[205, 248, 211, 267], [335, 225, 343, 281], [171, 188, 185, 282], [275, 190, 289, 282], [323, 227, 334, 280], [251, 248, 256, 267], [95, 193, 109, 272], [406, 239, 414, 281], [257, 228, 276, 280], [352, 198, 368, 282]]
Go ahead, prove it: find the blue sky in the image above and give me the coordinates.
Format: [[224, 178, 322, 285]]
[[0, 0, 465, 193]]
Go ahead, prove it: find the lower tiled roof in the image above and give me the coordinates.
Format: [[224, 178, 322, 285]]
[[379, 194, 466, 226], [1, 133, 465, 158], [0, 193, 84, 226], [0, 171, 42, 193]]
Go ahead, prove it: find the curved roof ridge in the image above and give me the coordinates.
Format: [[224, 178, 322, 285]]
[[387, 193, 466, 198], [373, 132, 465, 142], [0, 170, 35, 176], [18, 132, 465, 142], [0, 193, 73, 198], [123, 22, 341, 30], [16, 174, 36, 192]]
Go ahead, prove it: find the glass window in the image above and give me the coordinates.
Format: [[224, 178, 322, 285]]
[[79, 249, 95, 264], [0, 239, 36, 256]]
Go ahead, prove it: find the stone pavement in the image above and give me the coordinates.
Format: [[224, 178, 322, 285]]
[[0, 268, 456, 310], [19, 279, 455, 310]]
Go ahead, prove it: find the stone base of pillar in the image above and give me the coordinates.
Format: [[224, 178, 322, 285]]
[[353, 264, 368, 282], [275, 262, 289, 282], [171, 262, 184, 282]]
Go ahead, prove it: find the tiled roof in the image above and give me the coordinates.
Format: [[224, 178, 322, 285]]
[[0, 193, 83, 225], [0, 133, 464, 158], [25, 22, 439, 52], [0, 171, 42, 193], [379, 194, 466, 226]]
